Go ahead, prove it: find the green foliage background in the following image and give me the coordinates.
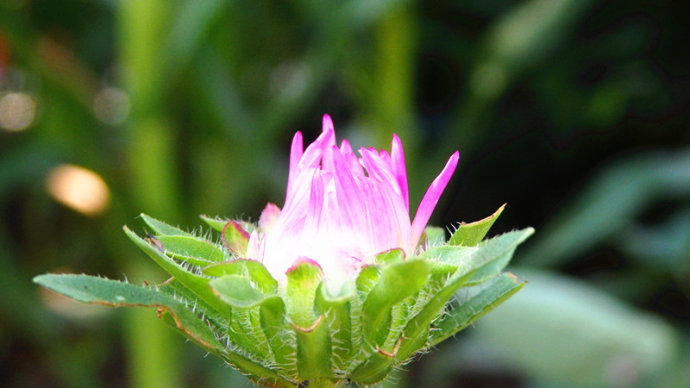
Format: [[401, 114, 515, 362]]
[[1, 0, 688, 387]]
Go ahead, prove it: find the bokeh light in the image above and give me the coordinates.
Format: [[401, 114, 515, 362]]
[[93, 86, 130, 125], [45, 164, 110, 216], [0, 91, 36, 132]]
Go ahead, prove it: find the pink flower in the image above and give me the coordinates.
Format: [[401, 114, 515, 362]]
[[246, 115, 459, 284]]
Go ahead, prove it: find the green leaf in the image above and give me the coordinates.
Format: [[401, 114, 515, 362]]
[[124, 226, 230, 316], [418, 245, 475, 278], [200, 215, 228, 232], [140, 213, 190, 236], [449, 228, 533, 283], [33, 274, 224, 351], [423, 226, 447, 247], [464, 251, 512, 286], [429, 272, 525, 345], [396, 228, 533, 361], [361, 260, 429, 346], [201, 215, 255, 235], [156, 235, 225, 264], [449, 204, 505, 246]]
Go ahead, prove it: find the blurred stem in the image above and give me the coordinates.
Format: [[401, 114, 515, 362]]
[[371, 4, 417, 154], [118, 1, 181, 388]]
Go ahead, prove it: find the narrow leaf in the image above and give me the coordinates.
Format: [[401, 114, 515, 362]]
[[200, 215, 228, 232], [33, 274, 223, 351], [423, 226, 447, 247], [396, 228, 533, 361], [430, 272, 525, 345], [124, 226, 230, 316], [140, 213, 190, 236], [156, 235, 225, 263]]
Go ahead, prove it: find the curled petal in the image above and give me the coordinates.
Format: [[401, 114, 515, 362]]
[[411, 151, 460, 245]]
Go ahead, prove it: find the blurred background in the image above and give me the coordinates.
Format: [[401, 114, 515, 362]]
[[1, 0, 688, 387]]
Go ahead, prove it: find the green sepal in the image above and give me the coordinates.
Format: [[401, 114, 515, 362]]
[[202, 259, 277, 293], [449, 204, 505, 246], [210, 275, 266, 308], [374, 248, 405, 265], [286, 259, 323, 328], [285, 260, 331, 380], [361, 259, 429, 346], [430, 272, 525, 346], [350, 351, 395, 385], [124, 226, 230, 316], [140, 213, 190, 236], [259, 296, 295, 372], [356, 265, 381, 296], [294, 316, 332, 380], [33, 274, 224, 351], [315, 281, 356, 372], [155, 235, 225, 264], [221, 220, 250, 255]]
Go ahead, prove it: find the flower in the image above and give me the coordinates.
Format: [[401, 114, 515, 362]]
[[246, 114, 459, 285]]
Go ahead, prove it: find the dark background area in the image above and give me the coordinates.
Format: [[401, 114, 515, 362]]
[[1, 0, 688, 387]]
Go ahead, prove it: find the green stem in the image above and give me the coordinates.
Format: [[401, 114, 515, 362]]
[[118, 1, 181, 387]]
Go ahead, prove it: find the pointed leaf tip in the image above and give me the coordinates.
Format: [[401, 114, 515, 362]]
[[449, 203, 507, 246]]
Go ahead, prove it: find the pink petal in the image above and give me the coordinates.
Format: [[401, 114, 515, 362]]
[[322, 114, 334, 133], [287, 132, 304, 202], [411, 151, 460, 246], [259, 202, 281, 234], [391, 134, 409, 211], [331, 145, 366, 230], [305, 171, 325, 230], [339, 139, 364, 177], [359, 147, 402, 200]]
